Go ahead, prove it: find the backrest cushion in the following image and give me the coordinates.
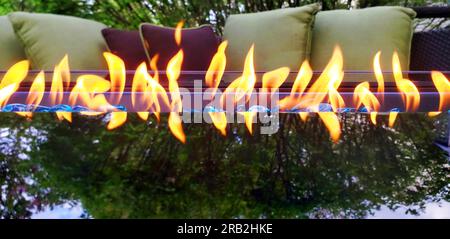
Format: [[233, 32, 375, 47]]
[[0, 16, 27, 70], [223, 3, 320, 76], [140, 23, 219, 73], [8, 12, 108, 70], [310, 7, 416, 82], [102, 28, 148, 70]]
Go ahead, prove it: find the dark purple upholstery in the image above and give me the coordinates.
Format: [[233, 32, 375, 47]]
[[410, 28, 450, 81], [101, 28, 148, 70], [140, 24, 219, 72]]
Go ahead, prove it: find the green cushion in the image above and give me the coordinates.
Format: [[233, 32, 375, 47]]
[[223, 4, 320, 78], [310, 7, 416, 81], [0, 16, 26, 69], [8, 12, 108, 70]]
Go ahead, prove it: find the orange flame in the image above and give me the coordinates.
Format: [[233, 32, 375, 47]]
[[318, 112, 341, 143], [235, 45, 256, 103], [428, 111, 441, 117], [167, 50, 184, 101], [132, 63, 151, 121], [150, 54, 160, 82], [205, 41, 228, 97], [107, 112, 127, 130], [3, 61, 29, 116], [328, 74, 344, 111], [353, 82, 381, 112], [242, 112, 256, 135], [15, 112, 32, 118], [392, 52, 420, 112], [167, 50, 185, 142], [147, 71, 170, 122], [0, 60, 29, 89], [279, 61, 313, 110], [132, 62, 171, 122], [298, 46, 344, 111], [299, 112, 309, 122], [373, 51, 384, 102], [204, 41, 228, 135], [370, 112, 377, 125], [353, 82, 380, 125], [104, 52, 126, 105], [388, 112, 398, 128], [85, 94, 114, 115], [431, 71, 450, 112], [168, 112, 186, 143], [56, 112, 72, 123], [0, 60, 29, 107], [1, 44, 446, 142], [204, 44, 229, 136], [50, 58, 64, 105], [328, 87, 345, 112], [132, 63, 152, 115], [370, 52, 384, 125], [136, 112, 150, 121], [220, 45, 257, 134], [68, 75, 114, 121], [221, 45, 256, 108], [55, 55, 71, 90], [0, 84, 17, 107], [17, 71, 45, 118], [290, 47, 344, 141], [175, 21, 184, 46], [50, 56, 72, 122], [102, 52, 127, 129], [148, 54, 161, 121], [262, 67, 290, 96], [209, 112, 227, 136], [396, 80, 420, 112]]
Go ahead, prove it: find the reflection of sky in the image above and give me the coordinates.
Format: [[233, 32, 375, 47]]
[[370, 201, 450, 219], [32, 203, 84, 219], [31, 201, 450, 219]]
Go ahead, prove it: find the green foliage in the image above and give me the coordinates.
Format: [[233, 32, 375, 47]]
[[0, 0, 92, 17], [0, 0, 445, 33]]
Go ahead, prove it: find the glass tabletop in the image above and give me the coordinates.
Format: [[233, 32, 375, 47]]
[[0, 113, 448, 219]]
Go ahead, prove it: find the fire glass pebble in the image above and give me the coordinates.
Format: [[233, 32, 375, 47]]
[[72, 105, 89, 112], [34, 106, 51, 112], [49, 104, 72, 112], [203, 106, 224, 113], [112, 105, 127, 112], [337, 108, 356, 113], [1, 104, 27, 112], [248, 105, 270, 113]]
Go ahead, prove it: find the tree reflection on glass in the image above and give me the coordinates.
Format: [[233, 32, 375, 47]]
[[0, 113, 449, 218]]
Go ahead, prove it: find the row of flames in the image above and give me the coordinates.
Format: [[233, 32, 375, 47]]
[[0, 23, 449, 143]]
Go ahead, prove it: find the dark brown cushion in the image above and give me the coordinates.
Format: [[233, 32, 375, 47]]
[[101, 28, 148, 70], [140, 23, 219, 73], [410, 28, 450, 81]]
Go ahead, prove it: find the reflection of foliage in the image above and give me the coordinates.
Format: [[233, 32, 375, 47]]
[[0, 112, 447, 218], [0, 116, 67, 218], [278, 113, 449, 217]]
